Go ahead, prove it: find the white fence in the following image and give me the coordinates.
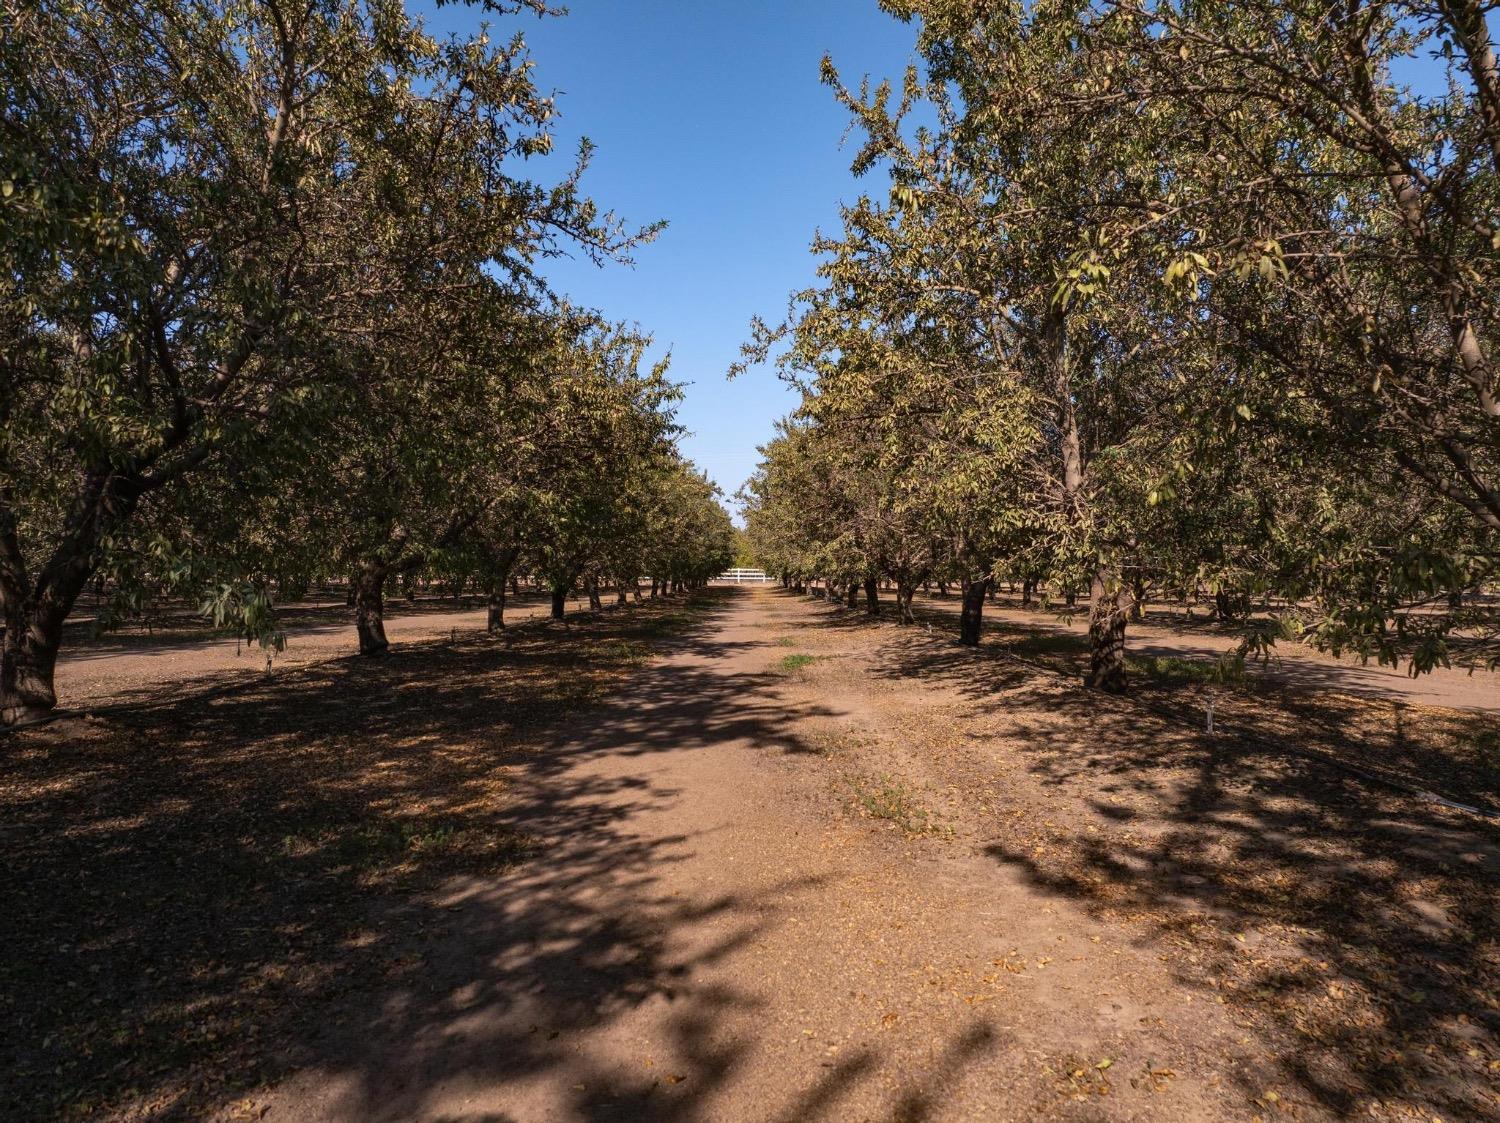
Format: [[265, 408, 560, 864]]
[[716, 567, 773, 584]]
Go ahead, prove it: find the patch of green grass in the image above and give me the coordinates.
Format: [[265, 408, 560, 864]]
[[845, 773, 950, 838], [777, 652, 821, 673], [280, 815, 532, 877], [1007, 631, 1085, 660], [775, 635, 797, 647], [594, 638, 650, 663], [1128, 652, 1244, 685]]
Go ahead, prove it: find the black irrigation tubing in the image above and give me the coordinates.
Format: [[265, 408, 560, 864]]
[[811, 592, 1500, 826]]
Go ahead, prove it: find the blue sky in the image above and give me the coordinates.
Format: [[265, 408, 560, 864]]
[[418, 0, 918, 508]]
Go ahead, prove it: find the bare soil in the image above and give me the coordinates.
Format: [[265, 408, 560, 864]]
[[53, 591, 568, 710], [911, 589, 1500, 714], [4, 588, 1497, 1122]]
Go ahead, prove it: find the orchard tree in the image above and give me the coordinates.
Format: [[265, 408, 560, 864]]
[[767, 3, 1197, 688], [523, 318, 679, 619], [0, 0, 648, 722], [1086, 0, 1500, 666]]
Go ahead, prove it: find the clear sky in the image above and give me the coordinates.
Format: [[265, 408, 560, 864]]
[[416, 0, 918, 509]]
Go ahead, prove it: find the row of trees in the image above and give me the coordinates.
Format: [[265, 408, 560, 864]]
[[740, 0, 1498, 691], [1, 0, 734, 724]]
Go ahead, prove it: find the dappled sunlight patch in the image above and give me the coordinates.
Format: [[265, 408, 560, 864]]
[[764, 589, 1500, 1120], [1, 593, 725, 1121]]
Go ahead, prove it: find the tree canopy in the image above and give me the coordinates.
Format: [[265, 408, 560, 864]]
[[1, 0, 732, 723], [741, 0, 1498, 691]]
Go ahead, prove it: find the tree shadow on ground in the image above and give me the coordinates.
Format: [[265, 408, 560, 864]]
[[55, 592, 562, 660], [785, 591, 1500, 1121], [3, 589, 1000, 1122], [912, 589, 1500, 712]]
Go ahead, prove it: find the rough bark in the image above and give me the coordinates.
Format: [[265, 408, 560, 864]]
[[487, 581, 507, 632], [896, 581, 916, 624], [864, 578, 879, 616], [1085, 568, 1128, 693], [550, 586, 567, 619], [1, 602, 63, 725], [0, 469, 147, 723], [354, 564, 391, 655], [846, 583, 859, 609], [959, 577, 991, 646], [1130, 571, 1147, 623]]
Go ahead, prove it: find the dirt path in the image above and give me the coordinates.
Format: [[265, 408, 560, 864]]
[[913, 592, 1500, 713], [252, 589, 1300, 1122]]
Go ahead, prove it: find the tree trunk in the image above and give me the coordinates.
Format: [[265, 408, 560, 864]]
[[587, 576, 602, 611], [959, 578, 991, 646], [1130, 571, 1147, 622], [650, 578, 659, 598], [355, 564, 390, 655], [1, 602, 63, 725], [1065, 588, 1077, 609], [846, 583, 859, 608], [1085, 568, 1128, 693], [0, 470, 142, 722], [487, 582, 507, 632], [896, 581, 916, 624], [617, 584, 629, 605], [864, 578, 879, 616], [1022, 579, 1035, 608], [550, 586, 567, 619]]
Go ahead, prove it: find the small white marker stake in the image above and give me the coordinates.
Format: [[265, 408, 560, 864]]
[[1205, 690, 1217, 734]]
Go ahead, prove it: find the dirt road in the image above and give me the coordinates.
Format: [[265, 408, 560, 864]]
[[252, 588, 1364, 1123]]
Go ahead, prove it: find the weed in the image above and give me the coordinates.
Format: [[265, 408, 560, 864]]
[[777, 652, 821, 673], [1129, 652, 1244, 685], [845, 772, 950, 838]]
